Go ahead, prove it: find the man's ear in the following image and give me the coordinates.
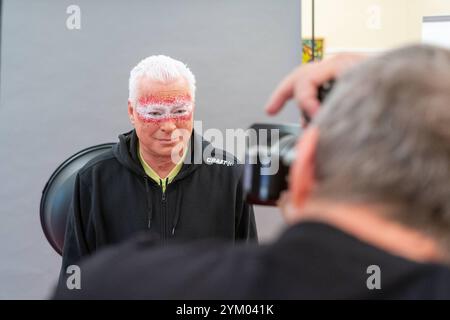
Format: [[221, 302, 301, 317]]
[[128, 101, 135, 126], [289, 127, 319, 209]]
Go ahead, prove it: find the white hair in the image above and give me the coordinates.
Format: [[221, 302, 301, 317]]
[[128, 55, 196, 106]]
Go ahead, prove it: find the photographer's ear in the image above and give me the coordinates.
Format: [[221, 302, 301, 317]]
[[128, 101, 135, 126], [290, 127, 319, 209]]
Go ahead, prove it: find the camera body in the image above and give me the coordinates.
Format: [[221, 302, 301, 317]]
[[243, 80, 335, 206], [243, 123, 300, 206]]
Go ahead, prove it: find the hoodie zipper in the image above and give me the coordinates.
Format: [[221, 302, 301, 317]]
[[160, 179, 167, 242], [125, 131, 202, 238], [144, 177, 152, 230]]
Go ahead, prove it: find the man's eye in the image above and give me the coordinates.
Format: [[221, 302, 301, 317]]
[[173, 109, 186, 114], [148, 112, 162, 116]]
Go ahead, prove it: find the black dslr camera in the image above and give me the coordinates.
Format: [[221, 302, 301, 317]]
[[243, 81, 335, 206]]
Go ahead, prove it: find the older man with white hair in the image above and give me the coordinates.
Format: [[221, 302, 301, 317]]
[[60, 55, 257, 274]]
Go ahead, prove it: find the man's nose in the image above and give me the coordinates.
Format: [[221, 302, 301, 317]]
[[160, 120, 177, 133]]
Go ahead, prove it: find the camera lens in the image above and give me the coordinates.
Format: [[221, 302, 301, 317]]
[[243, 123, 301, 206]]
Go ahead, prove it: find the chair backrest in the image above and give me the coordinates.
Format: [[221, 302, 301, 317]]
[[40, 143, 115, 255]]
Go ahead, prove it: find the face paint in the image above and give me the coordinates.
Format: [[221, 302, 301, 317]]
[[138, 93, 192, 106], [136, 94, 193, 123]]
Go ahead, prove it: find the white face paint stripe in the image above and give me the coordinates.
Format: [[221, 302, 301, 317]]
[[136, 102, 194, 120]]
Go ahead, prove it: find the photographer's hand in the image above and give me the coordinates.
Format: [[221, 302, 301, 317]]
[[265, 53, 367, 119]]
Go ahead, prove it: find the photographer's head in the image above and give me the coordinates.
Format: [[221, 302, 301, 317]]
[[286, 45, 450, 259]]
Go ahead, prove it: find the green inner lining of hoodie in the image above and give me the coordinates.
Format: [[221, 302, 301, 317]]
[[138, 144, 187, 192]]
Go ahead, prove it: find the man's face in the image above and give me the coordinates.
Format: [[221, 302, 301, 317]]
[[129, 76, 194, 159]]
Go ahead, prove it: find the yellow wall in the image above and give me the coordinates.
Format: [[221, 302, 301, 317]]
[[302, 0, 450, 55]]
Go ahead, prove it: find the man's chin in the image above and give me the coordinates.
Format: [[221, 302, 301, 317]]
[[155, 142, 184, 156]]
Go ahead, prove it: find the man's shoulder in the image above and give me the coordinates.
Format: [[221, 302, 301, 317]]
[[197, 142, 244, 176], [77, 148, 119, 177]]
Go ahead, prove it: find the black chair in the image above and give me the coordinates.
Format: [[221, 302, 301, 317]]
[[40, 143, 115, 255]]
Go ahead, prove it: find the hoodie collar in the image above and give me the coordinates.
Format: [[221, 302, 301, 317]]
[[113, 129, 206, 181]]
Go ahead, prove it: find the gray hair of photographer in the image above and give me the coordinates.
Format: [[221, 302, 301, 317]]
[[287, 44, 450, 259]]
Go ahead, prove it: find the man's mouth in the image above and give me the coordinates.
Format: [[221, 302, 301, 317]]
[[156, 138, 179, 143]]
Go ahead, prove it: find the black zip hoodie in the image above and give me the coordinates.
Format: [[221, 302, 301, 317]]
[[60, 130, 257, 272]]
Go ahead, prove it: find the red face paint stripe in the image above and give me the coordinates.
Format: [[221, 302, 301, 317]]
[[138, 94, 192, 106]]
